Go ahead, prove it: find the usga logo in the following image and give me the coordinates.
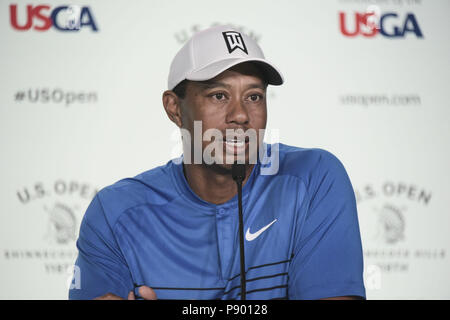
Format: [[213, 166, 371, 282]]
[[339, 11, 423, 38], [9, 4, 98, 31]]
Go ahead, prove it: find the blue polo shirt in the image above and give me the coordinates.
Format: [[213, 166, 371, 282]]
[[69, 143, 365, 300]]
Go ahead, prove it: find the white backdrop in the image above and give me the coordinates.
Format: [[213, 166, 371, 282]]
[[1, 0, 449, 299]]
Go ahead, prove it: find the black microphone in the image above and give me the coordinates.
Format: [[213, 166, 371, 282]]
[[232, 162, 246, 300]]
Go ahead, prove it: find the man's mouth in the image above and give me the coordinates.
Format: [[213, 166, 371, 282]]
[[223, 137, 249, 154], [224, 139, 246, 147]]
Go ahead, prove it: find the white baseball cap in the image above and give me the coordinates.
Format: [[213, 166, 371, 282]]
[[167, 25, 284, 90]]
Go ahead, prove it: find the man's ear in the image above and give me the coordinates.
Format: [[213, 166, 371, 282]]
[[162, 90, 183, 128]]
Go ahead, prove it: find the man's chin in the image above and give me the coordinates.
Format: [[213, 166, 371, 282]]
[[203, 157, 255, 174]]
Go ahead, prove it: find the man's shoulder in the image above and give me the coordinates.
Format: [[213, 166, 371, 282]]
[[276, 143, 348, 187], [94, 160, 177, 221], [278, 143, 343, 174]]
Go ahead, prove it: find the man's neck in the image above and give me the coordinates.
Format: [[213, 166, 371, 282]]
[[182, 163, 254, 205]]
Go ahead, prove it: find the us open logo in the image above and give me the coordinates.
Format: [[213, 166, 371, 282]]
[[222, 31, 248, 54]]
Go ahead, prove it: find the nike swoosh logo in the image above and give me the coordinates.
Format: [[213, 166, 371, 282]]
[[245, 219, 277, 241]]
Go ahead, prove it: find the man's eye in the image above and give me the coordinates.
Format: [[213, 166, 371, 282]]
[[249, 94, 262, 102], [213, 93, 226, 100]]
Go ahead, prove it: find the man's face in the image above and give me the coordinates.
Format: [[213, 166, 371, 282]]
[[179, 62, 267, 171]]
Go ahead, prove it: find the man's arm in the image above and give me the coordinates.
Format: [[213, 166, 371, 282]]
[[93, 286, 157, 300], [69, 193, 135, 300], [321, 296, 363, 300], [287, 149, 366, 300]]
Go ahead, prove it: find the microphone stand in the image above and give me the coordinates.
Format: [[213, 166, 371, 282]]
[[232, 162, 246, 300]]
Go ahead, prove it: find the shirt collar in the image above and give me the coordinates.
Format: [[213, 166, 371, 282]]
[[170, 156, 260, 210]]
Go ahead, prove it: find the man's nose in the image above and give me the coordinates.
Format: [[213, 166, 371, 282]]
[[226, 98, 249, 125]]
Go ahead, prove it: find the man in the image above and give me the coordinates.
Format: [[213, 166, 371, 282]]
[[69, 25, 366, 300]]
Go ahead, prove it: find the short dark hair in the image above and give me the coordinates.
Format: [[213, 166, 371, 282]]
[[172, 80, 188, 99]]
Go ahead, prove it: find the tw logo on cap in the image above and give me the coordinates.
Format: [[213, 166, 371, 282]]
[[222, 31, 248, 54]]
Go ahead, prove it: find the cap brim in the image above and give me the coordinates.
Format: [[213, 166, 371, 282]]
[[186, 57, 284, 86]]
